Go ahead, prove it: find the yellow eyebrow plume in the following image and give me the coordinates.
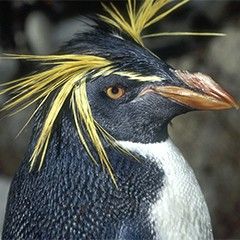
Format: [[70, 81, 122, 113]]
[[101, 0, 224, 45], [0, 53, 156, 185], [0, 54, 119, 182]]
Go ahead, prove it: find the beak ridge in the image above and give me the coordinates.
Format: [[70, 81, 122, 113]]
[[143, 70, 239, 111], [174, 70, 239, 110]]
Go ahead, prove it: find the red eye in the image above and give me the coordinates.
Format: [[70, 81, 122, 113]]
[[106, 86, 126, 99]]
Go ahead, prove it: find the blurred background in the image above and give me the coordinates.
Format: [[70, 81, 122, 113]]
[[0, 0, 239, 238]]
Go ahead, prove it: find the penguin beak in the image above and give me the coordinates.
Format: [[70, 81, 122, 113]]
[[142, 70, 239, 110]]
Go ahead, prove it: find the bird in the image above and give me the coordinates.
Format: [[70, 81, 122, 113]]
[[1, 0, 239, 239]]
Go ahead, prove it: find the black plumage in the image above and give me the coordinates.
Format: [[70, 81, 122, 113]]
[[3, 107, 164, 239]]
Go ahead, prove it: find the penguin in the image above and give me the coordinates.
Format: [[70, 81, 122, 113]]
[[1, 0, 238, 239]]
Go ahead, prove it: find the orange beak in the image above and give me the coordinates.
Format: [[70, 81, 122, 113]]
[[143, 70, 239, 110]]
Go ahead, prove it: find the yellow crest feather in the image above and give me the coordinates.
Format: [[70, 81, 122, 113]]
[[0, 54, 143, 185], [0, 54, 120, 183], [101, 0, 225, 45]]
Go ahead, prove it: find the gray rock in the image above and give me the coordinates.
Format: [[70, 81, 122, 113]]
[[25, 11, 54, 54]]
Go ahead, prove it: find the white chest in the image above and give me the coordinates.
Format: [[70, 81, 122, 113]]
[[118, 139, 213, 240]]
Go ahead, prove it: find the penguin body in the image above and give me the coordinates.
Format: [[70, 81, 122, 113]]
[[3, 109, 212, 240], [1, 1, 238, 239]]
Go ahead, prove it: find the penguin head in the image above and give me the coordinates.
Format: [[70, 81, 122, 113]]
[[70, 28, 238, 144]]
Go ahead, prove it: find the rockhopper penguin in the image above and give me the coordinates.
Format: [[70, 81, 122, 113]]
[[1, 0, 239, 239]]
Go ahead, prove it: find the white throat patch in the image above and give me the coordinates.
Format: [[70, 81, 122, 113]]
[[117, 139, 213, 240]]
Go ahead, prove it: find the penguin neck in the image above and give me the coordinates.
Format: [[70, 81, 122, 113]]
[[26, 109, 169, 178], [112, 121, 169, 144], [19, 108, 167, 197]]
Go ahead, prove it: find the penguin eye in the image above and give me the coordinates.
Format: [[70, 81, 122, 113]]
[[105, 86, 126, 100]]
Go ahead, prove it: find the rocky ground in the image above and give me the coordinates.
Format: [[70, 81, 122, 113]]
[[0, 1, 239, 238]]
